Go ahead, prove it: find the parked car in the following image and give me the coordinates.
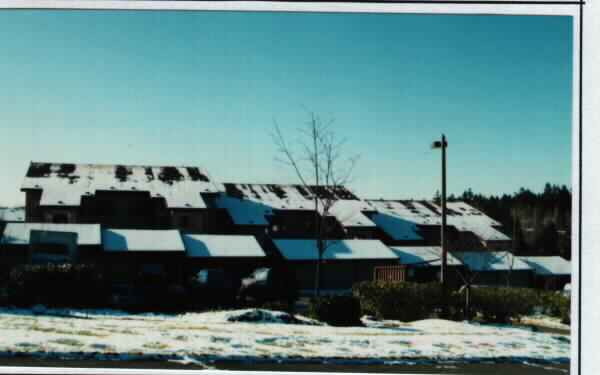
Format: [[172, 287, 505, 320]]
[[238, 267, 298, 304], [188, 268, 239, 307]]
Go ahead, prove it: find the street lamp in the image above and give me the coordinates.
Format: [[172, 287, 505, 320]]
[[431, 135, 448, 302]]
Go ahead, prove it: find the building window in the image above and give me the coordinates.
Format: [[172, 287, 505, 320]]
[[52, 214, 68, 223]]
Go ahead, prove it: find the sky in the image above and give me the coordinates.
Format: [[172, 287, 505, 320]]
[[0, 10, 573, 206]]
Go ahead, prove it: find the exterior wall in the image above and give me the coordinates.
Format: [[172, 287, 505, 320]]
[[24, 189, 42, 222], [291, 259, 397, 291], [100, 252, 185, 284], [40, 208, 79, 224], [80, 191, 161, 229]]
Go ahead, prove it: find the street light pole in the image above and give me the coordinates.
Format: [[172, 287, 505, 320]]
[[432, 135, 448, 310], [441, 134, 447, 290]]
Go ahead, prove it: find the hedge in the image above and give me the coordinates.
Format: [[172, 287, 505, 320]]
[[310, 295, 362, 326], [352, 281, 454, 322], [7, 263, 108, 308]]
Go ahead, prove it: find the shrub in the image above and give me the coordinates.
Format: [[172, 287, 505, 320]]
[[353, 281, 456, 322], [8, 263, 108, 308], [310, 295, 361, 326], [535, 290, 570, 324], [470, 286, 536, 323]]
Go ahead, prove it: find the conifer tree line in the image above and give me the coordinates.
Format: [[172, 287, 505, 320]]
[[439, 183, 572, 259]]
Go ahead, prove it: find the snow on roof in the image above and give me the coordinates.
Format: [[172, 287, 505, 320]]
[[367, 200, 510, 241], [102, 229, 185, 252], [0, 207, 25, 222], [328, 200, 376, 228], [215, 194, 273, 226], [21, 162, 223, 209], [518, 256, 571, 276], [453, 251, 533, 272], [390, 246, 463, 266], [0, 223, 101, 245], [182, 234, 266, 258], [370, 213, 423, 241], [273, 239, 397, 261], [216, 183, 374, 227]]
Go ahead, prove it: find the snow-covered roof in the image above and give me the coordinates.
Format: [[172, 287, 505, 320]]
[[370, 213, 423, 241], [518, 256, 571, 276], [367, 200, 510, 241], [182, 234, 266, 258], [328, 200, 376, 228], [390, 246, 463, 266], [21, 162, 223, 209], [453, 251, 533, 272], [0, 223, 101, 245], [216, 183, 374, 227], [102, 229, 185, 252], [0, 207, 25, 222], [273, 239, 397, 261]]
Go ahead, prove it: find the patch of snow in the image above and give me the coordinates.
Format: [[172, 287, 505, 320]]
[[102, 229, 185, 252], [454, 251, 532, 272], [518, 256, 571, 276], [274, 239, 398, 260], [0, 308, 570, 365], [182, 234, 265, 258], [390, 246, 463, 266], [0, 223, 101, 245]]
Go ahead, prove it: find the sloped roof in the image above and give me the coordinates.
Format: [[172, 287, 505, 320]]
[[21, 162, 223, 209], [518, 256, 571, 276], [0, 207, 25, 222], [102, 229, 185, 252], [0, 223, 101, 245], [367, 200, 510, 241], [453, 251, 532, 272], [216, 183, 375, 227], [370, 213, 424, 241], [273, 239, 397, 261], [390, 246, 463, 266], [182, 234, 265, 258]]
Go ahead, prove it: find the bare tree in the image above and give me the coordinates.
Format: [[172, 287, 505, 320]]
[[272, 112, 358, 296]]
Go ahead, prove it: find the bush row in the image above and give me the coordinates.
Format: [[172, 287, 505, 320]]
[[352, 281, 569, 324], [310, 295, 362, 326], [7, 263, 108, 308]]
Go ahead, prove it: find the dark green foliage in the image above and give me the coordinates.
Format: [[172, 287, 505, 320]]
[[536, 290, 571, 324], [470, 287, 537, 323], [457, 184, 571, 259], [353, 281, 454, 322], [7, 263, 107, 308], [310, 295, 362, 326]]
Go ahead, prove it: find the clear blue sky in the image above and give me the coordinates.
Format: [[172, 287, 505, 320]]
[[0, 10, 573, 206]]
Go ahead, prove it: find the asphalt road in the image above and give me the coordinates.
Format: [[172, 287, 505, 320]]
[[0, 358, 570, 374]]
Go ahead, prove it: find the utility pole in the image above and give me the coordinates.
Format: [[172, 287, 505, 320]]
[[432, 135, 448, 313]]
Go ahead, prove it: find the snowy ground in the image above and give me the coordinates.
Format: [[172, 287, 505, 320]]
[[0, 307, 569, 367]]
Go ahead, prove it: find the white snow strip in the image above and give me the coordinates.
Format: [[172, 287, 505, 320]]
[[182, 234, 266, 258], [274, 239, 398, 260], [390, 246, 463, 266], [0, 223, 101, 245], [454, 251, 532, 272], [518, 256, 571, 276], [102, 229, 185, 252], [0, 307, 570, 365]]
